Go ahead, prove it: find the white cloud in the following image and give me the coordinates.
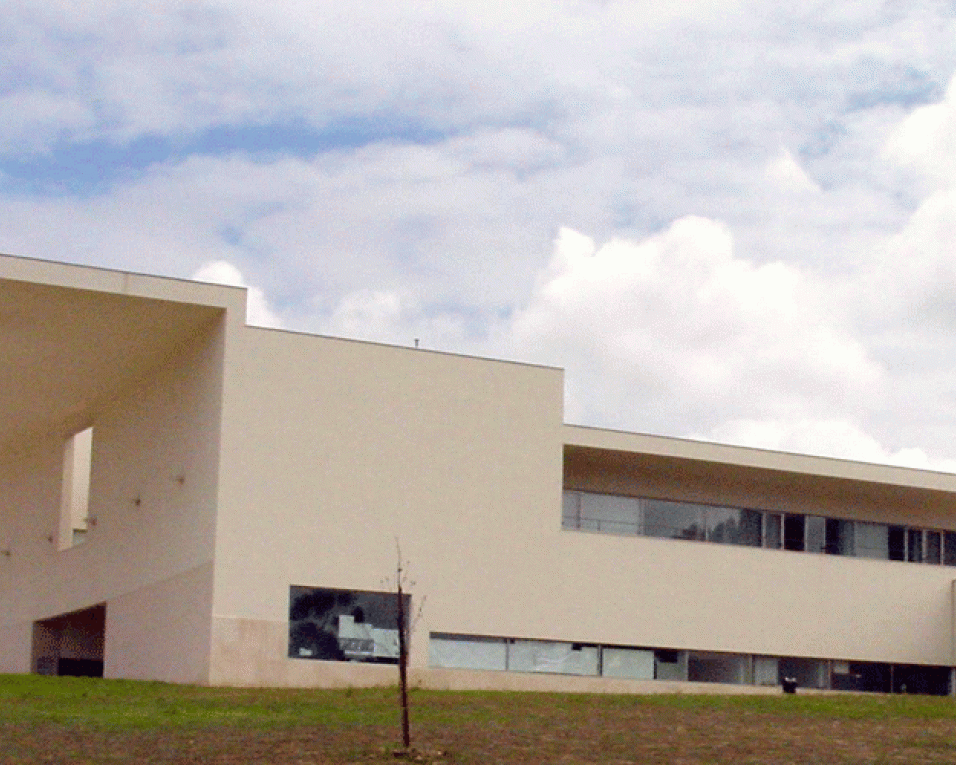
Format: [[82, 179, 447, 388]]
[[191, 260, 282, 328], [508, 218, 883, 439], [2, 1, 956, 471], [766, 149, 820, 194], [703, 418, 956, 473]]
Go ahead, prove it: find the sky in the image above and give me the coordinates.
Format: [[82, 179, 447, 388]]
[[3, 1, 956, 469]]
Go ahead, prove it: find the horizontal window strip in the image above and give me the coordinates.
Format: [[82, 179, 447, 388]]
[[562, 490, 956, 567]]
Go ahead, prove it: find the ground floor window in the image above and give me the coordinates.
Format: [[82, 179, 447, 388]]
[[429, 632, 952, 695], [288, 586, 410, 663]]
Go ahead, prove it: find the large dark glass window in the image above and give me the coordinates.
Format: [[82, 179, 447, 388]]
[[825, 518, 854, 555], [944, 532, 956, 566], [783, 514, 805, 551], [888, 526, 906, 561], [289, 586, 410, 663]]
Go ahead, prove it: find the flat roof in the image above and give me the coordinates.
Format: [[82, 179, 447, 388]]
[[564, 424, 956, 494]]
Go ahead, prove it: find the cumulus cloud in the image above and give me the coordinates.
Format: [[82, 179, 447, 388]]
[[508, 218, 883, 439], [703, 418, 956, 473], [191, 260, 282, 328], [2, 1, 956, 471]]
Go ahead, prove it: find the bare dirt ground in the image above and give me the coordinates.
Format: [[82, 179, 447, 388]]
[[4, 690, 956, 765]]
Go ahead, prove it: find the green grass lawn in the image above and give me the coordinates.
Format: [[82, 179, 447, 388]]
[[3, 674, 956, 763]]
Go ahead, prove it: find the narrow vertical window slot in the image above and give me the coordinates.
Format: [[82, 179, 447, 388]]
[[59, 427, 93, 551]]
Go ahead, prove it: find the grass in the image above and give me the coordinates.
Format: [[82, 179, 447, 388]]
[[4, 674, 956, 763]]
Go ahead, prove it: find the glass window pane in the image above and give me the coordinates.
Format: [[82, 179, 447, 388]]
[[508, 640, 599, 676], [907, 529, 924, 562], [602, 647, 654, 680], [783, 514, 805, 551], [825, 518, 854, 556], [562, 491, 580, 529], [289, 586, 407, 663], [944, 532, 956, 566], [579, 493, 641, 534], [805, 516, 825, 554], [429, 635, 507, 670], [856, 522, 889, 560], [644, 500, 705, 541], [738, 510, 763, 547], [926, 531, 941, 564], [764, 514, 782, 549], [706, 506, 740, 544], [888, 526, 905, 561]]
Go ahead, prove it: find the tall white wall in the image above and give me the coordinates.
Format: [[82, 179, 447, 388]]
[[0, 318, 226, 683], [207, 330, 956, 687], [209, 331, 565, 686]]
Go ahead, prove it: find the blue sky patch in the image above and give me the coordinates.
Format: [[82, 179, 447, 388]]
[[0, 116, 446, 197]]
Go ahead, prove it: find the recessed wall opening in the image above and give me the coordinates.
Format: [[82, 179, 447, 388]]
[[32, 604, 106, 677], [59, 426, 93, 551]]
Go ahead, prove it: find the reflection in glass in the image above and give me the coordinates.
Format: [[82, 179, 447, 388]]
[[644, 500, 704, 541], [562, 490, 956, 568], [907, 528, 924, 563], [825, 518, 854, 556], [764, 514, 782, 549], [855, 522, 889, 560], [579, 493, 642, 534], [288, 586, 408, 663], [805, 516, 825, 554]]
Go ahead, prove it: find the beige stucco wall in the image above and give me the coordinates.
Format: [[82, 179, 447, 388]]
[[208, 329, 565, 686], [207, 328, 956, 687], [0, 314, 227, 683]]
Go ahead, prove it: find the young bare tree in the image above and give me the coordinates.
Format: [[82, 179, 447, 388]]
[[388, 540, 424, 755]]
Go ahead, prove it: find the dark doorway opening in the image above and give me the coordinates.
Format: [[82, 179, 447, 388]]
[[32, 604, 105, 678]]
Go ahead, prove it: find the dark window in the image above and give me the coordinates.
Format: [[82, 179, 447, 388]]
[[783, 514, 805, 551], [825, 518, 854, 555], [888, 526, 906, 561], [907, 529, 923, 563], [926, 531, 941, 564], [945, 532, 956, 566], [288, 586, 410, 663]]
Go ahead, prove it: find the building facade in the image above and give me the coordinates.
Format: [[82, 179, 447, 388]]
[[2, 254, 956, 695]]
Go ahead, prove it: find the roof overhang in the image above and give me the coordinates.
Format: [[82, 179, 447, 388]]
[[0, 254, 247, 452], [563, 424, 956, 516]]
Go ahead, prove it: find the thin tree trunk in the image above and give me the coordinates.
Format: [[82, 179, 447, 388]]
[[397, 576, 410, 750]]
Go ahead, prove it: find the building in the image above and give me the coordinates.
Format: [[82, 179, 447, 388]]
[[2, 253, 956, 695]]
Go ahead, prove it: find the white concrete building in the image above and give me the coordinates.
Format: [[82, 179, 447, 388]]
[[2, 254, 956, 695]]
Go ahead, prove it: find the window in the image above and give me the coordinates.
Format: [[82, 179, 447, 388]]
[[825, 518, 854, 556], [59, 427, 93, 551], [888, 526, 906, 561], [644, 500, 704, 541], [783, 514, 805, 551], [805, 515, 826, 554], [289, 586, 409, 663], [907, 529, 924, 563], [764, 513, 782, 549], [561, 490, 956, 568]]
